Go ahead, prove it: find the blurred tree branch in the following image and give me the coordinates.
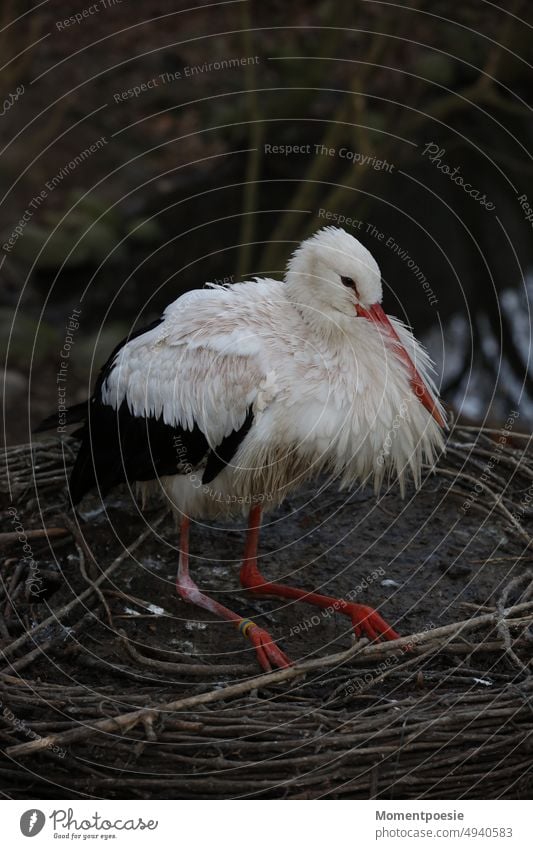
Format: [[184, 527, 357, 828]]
[[237, 2, 263, 281], [259, 20, 392, 273], [258, 0, 528, 274]]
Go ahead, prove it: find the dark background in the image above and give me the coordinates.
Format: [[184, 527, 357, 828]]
[[2, 0, 533, 444], [1, 3, 532, 802]]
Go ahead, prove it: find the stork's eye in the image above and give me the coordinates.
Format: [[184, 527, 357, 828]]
[[341, 276, 359, 297]]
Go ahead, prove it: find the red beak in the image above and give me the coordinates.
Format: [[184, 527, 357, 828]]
[[357, 303, 445, 428]]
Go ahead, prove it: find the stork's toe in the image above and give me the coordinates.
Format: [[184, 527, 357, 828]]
[[347, 603, 400, 642], [246, 624, 292, 671]]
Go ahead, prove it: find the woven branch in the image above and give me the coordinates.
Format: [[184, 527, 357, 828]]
[[1, 425, 532, 799]]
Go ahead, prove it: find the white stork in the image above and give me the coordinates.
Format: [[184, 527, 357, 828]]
[[39, 226, 446, 671]]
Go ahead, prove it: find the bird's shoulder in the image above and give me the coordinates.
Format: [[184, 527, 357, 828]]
[[98, 278, 290, 442], [159, 277, 288, 352], [106, 277, 288, 371]]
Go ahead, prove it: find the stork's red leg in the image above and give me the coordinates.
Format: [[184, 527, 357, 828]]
[[241, 505, 399, 642], [175, 515, 291, 671]]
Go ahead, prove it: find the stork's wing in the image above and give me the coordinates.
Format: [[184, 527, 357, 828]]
[[100, 313, 263, 447], [55, 296, 267, 503]]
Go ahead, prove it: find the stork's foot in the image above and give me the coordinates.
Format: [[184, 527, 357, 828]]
[[345, 602, 399, 642], [239, 619, 292, 671]]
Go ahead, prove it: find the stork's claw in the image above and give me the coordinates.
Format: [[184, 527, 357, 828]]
[[346, 603, 400, 642], [246, 624, 292, 671]]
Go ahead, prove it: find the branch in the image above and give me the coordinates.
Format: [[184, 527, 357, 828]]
[[0, 514, 166, 666], [0, 527, 69, 546], [6, 600, 533, 758]]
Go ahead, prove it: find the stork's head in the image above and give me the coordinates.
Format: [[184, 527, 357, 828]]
[[286, 226, 445, 428], [286, 226, 382, 317]]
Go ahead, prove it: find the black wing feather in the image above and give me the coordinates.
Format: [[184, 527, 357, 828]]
[[202, 406, 254, 485], [34, 401, 87, 433], [68, 399, 210, 504]]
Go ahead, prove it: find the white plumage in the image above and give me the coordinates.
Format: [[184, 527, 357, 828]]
[[53, 225, 449, 669], [101, 226, 445, 519]]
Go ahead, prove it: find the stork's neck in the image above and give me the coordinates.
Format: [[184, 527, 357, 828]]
[[285, 255, 355, 344]]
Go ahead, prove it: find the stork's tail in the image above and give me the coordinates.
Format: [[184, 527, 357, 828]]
[[34, 401, 88, 434]]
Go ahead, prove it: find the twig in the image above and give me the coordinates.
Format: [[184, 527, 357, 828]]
[[0, 527, 69, 546], [458, 425, 533, 441], [105, 589, 172, 619], [6, 600, 533, 758], [0, 612, 10, 641], [5, 640, 360, 756], [118, 630, 256, 676], [434, 467, 532, 546], [62, 515, 114, 628], [496, 572, 532, 675], [3, 561, 25, 621], [1, 612, 94, 675], [330, 643, 440, 703], [0, 515, 166, 665]]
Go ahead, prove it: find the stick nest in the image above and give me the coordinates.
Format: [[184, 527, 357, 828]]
[[1, 424, 532, 799]]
